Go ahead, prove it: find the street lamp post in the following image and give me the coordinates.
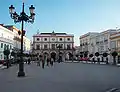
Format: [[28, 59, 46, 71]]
[[9, 3, 35, 77]]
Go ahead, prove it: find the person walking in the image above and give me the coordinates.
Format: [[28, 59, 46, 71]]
[[46, 56, 50, 66], [28, 58, 31, 65], [42, 55, 45, 69], [50, 58, 54, 66], [6, 59, 9, 68], [37, 57, 40, 66]]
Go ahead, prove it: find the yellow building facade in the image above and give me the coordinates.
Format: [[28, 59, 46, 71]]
[[110, 32, 120, 55]]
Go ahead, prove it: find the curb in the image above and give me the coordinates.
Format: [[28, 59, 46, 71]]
[[64, 61, 80, 63]]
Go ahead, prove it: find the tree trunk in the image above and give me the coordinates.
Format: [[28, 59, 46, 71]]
[[97, 57, 100, 64], [113, 56, 116, 65], [6, 55, 9, 68]]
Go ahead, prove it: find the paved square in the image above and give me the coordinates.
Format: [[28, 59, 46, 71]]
[[0, 62, 120, 92]]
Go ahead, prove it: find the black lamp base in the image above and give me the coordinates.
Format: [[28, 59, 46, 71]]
[[17, 71, 25, 77]]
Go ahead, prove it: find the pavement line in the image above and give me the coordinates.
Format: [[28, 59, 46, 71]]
[[106, 88, 119, 92]]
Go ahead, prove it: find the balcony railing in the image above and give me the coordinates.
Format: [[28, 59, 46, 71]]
[[33, 48, 73, 50], [0, 37, 13, 43], [96, 41, 99, 44], [80, 44, 82, 46], [104, 39, 108, 42]]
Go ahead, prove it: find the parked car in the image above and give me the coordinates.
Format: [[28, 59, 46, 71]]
[[84, 57, 89, 61], [79, 57, 83, 61], [0, 60, 4, 64]]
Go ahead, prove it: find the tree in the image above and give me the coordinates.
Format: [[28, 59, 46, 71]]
[[103, 52, 108, 57], [84, 51, 88, 57], [89, 54, 93, 58], [3, 49, 10, 59], [17, 52, 21, 57], [76, 54, 79, 57], [103, 52, 108, 64], [11, 51, 15, 57], [80, 54, 83, 58], [79, 52, 83, 61], [95, 52, 100, 63], [112, 51, 118, 65], [95, 52, 99, 57]]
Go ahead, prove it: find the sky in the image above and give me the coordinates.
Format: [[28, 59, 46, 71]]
[[1, 0, 120, 46]]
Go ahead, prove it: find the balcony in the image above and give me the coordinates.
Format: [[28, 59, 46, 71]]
[[13, 36, 21, 42], [104, 39, 108, 42], [96, 41, 99, 44], [36, 48, 40, 50], [0, 37, 13, 43], [32, 48, 73, 50], [85, 42, 88, 45]]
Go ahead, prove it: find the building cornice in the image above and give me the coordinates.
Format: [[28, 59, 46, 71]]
[[33, 36, 74, 37], [33, 42, 74, 43]]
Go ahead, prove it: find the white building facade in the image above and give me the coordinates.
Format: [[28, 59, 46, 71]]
[[4, 25, 31, 53], [79, 29, 117, 63], [94, 29, 117, 54], [79, 32, 99, 55], [0, 24, 31, 60], [32, 31, 74, 61], [23, 37, 31, 53], [0, 25, 14, 60]]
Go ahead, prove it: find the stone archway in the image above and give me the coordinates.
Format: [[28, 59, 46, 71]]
[[43, 52, 49, 56], [43, 52, 49, 60], [51, 52, 56, 62], [58, 52, 63, 62], [66, 52, 72, 60]]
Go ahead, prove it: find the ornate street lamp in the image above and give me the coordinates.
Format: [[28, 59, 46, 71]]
[[9, 3, 35, 77]]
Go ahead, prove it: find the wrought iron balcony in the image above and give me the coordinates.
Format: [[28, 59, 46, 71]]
[[32, 48, 73, 50]]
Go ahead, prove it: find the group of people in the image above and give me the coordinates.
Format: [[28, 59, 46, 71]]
[[36, 56, 54, 69]]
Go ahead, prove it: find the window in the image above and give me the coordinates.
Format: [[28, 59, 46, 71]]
[[37, 38, 39, 41], [60, 38, 62, 41], [1, 55, 2, 59], [67, 44, 71, 49], [4, 44, 6, 50], [36, 45, 40, 50], [44, 38, 47, 41], [1, 33, 3, 37], [10, 45, 12, 49], [52, 38, 55, 41], [60, 44, 63, 49], [1, 43, 3, 48], [44, 44, 48, 49], [51, 44, 55, 49], [7, 45, 9, 49], [67, 38, 70, 41]]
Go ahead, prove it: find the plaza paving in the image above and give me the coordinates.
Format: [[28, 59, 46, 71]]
[[0, 62, 120, 92]]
